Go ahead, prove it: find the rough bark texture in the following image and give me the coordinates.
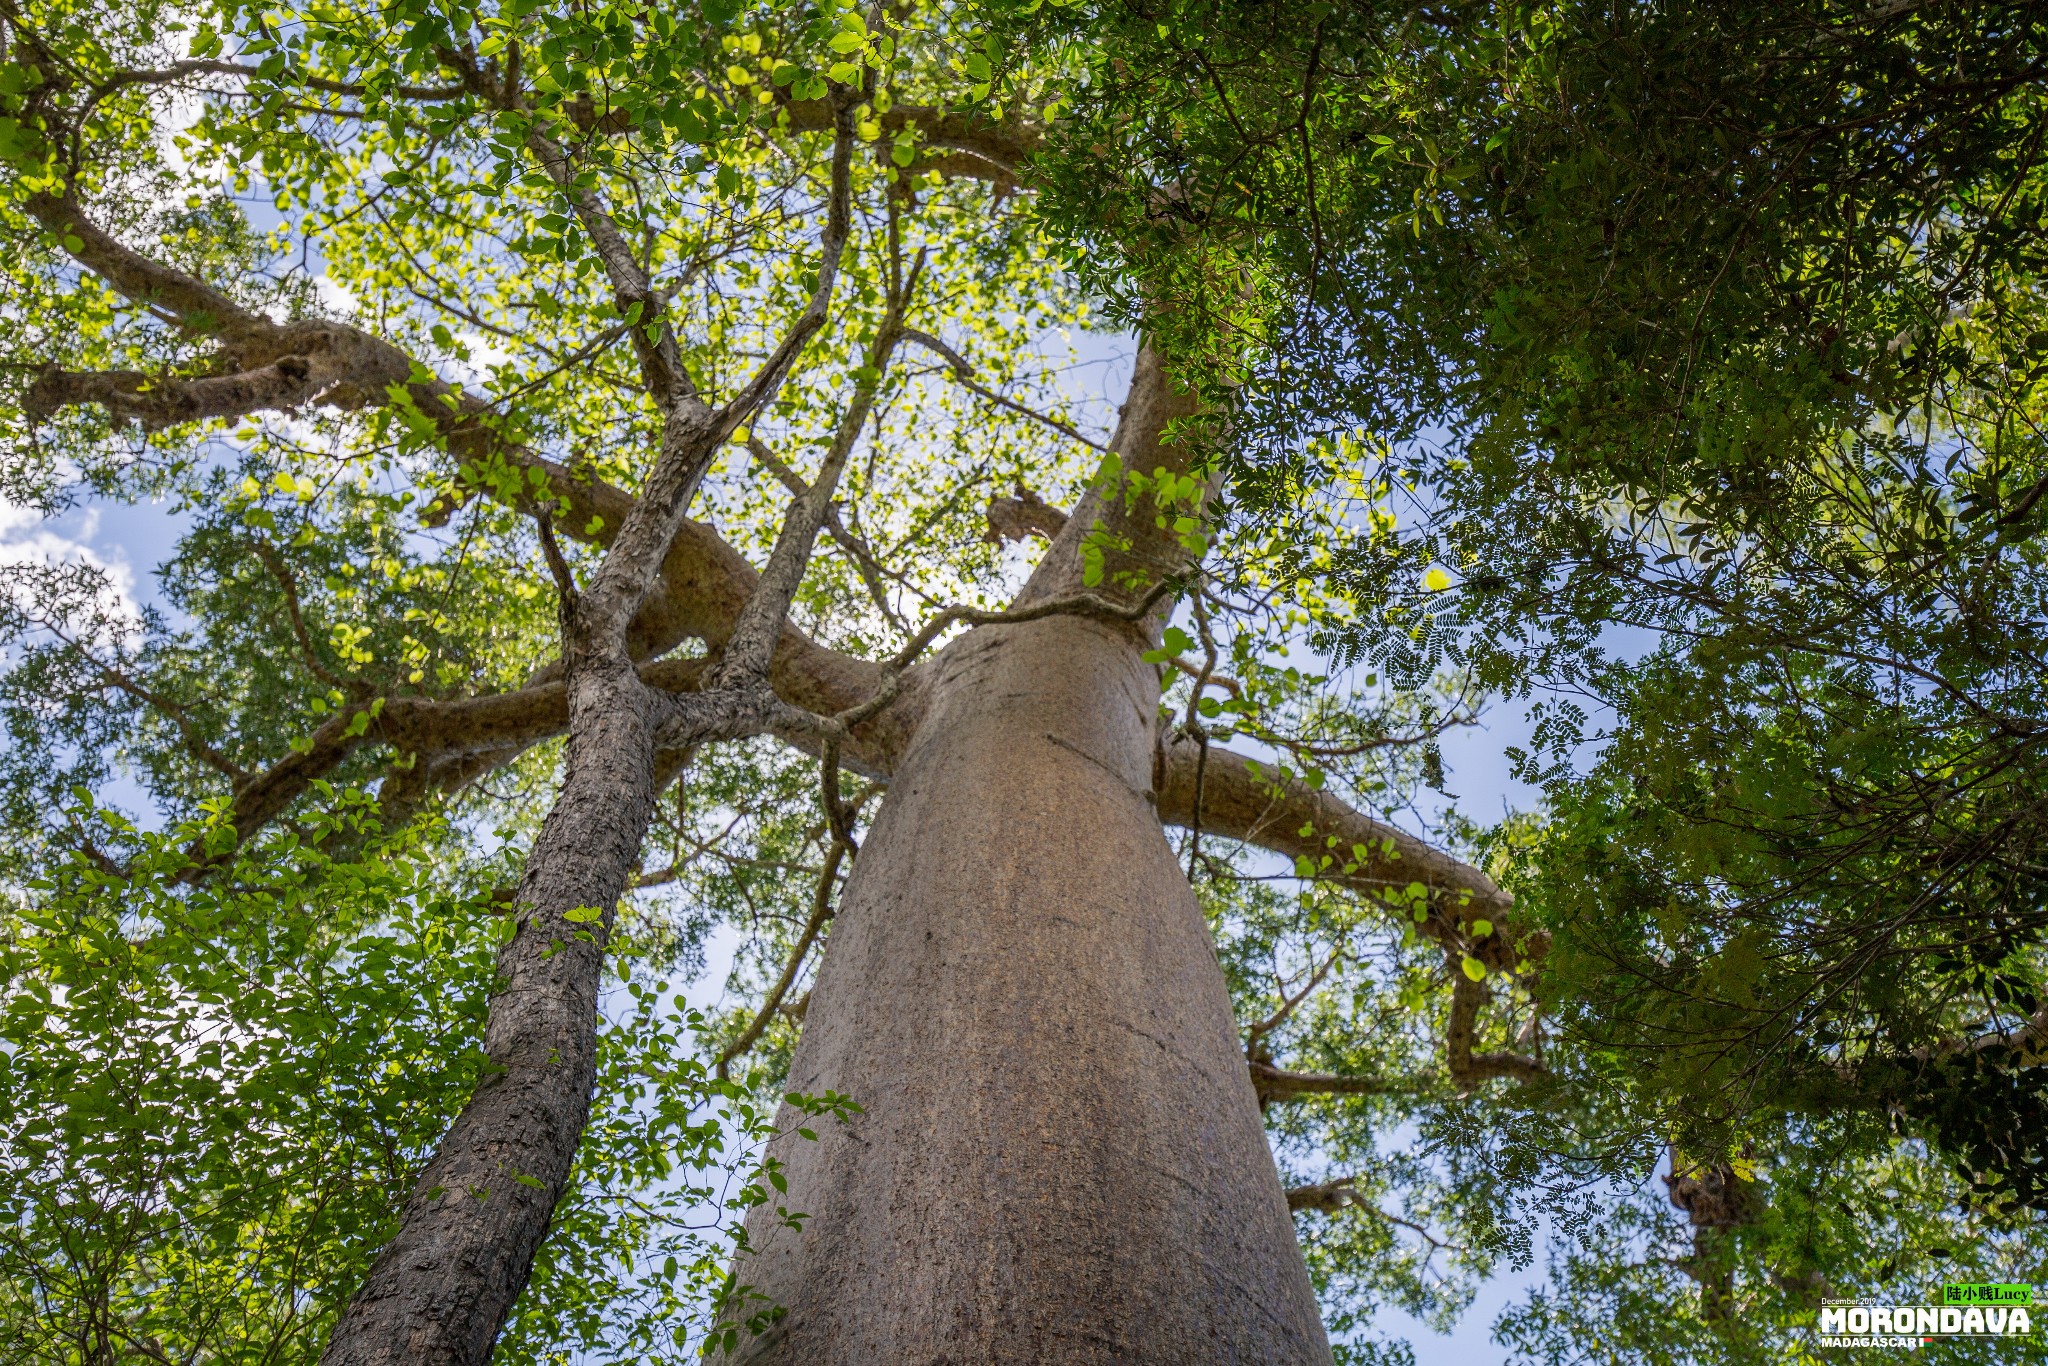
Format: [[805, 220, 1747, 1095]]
[[736, 612, 1333, 1364], [319, 117, 854, 1363], [14, 153, 1526, 1366], [321, 664, 661, 1365], [726, 345, 1332, 1361]]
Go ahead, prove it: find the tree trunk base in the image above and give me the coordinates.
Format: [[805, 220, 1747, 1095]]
[[736, 617, 1332, 1364]]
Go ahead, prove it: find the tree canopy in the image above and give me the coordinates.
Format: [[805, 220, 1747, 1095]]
[[1013, 0, 2048, 1351], [1, 0, 2044, 1361]]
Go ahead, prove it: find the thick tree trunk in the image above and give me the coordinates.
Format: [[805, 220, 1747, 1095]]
[[320, 389, 757, 1363], [735, 609, 1334, 1363]]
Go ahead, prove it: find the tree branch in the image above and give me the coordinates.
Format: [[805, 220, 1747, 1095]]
[[1445, 973, 1546, 1089], [567, 111, 858, 671], [31, 613, 249, 785], [87, 56, 467, 104], [901, 328, 1107, 452], [23, 195, 496, 442], [1155, 727, 1546, 1094], [1284, 1178, 1464, 1252], [774, 100, 1040, 181], [714, 836, 849, 1078], [249, 539, 352, 692], [23, 191, 266, 333], [984, 485, 1069, 544], [1156, 732, 1526, 966], [1251, 1060, 1420, 1105], [510, 102, 698, 408], [746, 435, 909, 632], [711, 273, 915, 688], [1909, 1002, 2048, 1067], [1244, 944, 1345, 1048], [215, 657, 709, 849]]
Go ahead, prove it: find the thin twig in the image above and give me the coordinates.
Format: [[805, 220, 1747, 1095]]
[[746, 435, 909, 633], [1245, 943, 1346, 1047], [901, 328, 1109, 452], [250, 538, 351, 692], [716, 837, 849, 1077]]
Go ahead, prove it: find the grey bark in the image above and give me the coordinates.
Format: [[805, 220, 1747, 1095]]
[[318, 660, 665, 1364], [316, 383, 735, 1363], [20, 181, 1503, 1360], [319, 113, 859, 1365], [729, 346, 1334, 1363], [732, 610, 1332, 1363]]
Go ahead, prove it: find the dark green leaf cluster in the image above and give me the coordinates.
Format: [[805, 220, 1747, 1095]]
[[1010, 0, 2048, 1349]]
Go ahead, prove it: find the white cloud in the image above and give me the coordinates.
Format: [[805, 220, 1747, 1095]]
[[314, 273, 361, 317], [0, 501, 143, 632]]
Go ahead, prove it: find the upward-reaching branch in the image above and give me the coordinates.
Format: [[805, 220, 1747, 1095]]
[[21, 158, 926, 814], [570, 108, 857, 663], [442, 49, 700, 410], [747, 434, 913, 631], [709, 258, 916, 688], [320, 96, 866, 1366]]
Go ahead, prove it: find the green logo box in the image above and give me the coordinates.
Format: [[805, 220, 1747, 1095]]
[[1944, 1284, 2036, 1306]]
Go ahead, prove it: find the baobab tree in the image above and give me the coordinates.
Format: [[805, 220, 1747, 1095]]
[[0, 0, 1534, 1361], [19, 0, 2040, 1360]]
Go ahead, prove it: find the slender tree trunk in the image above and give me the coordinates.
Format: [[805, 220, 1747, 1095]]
[[320, 390, 752, 1363], [322, 660, 663, 1365], [735, 609, 1334, 1362]]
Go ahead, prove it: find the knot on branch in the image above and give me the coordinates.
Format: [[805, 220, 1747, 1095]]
[[1286, 1176, 1365, 1214], [1664, 1161, 1762, 1230], [984, 485, 1068, 544]]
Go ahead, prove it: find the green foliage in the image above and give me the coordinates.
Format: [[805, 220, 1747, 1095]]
[[0, 0, 1118, 1353], [9, 0, 2045, 1356], [0, 792, 495, 1359], [0, 788, 845, 1362], [1007, 0, 2048, 1353], [1498, 1138, 2047, 1366]]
